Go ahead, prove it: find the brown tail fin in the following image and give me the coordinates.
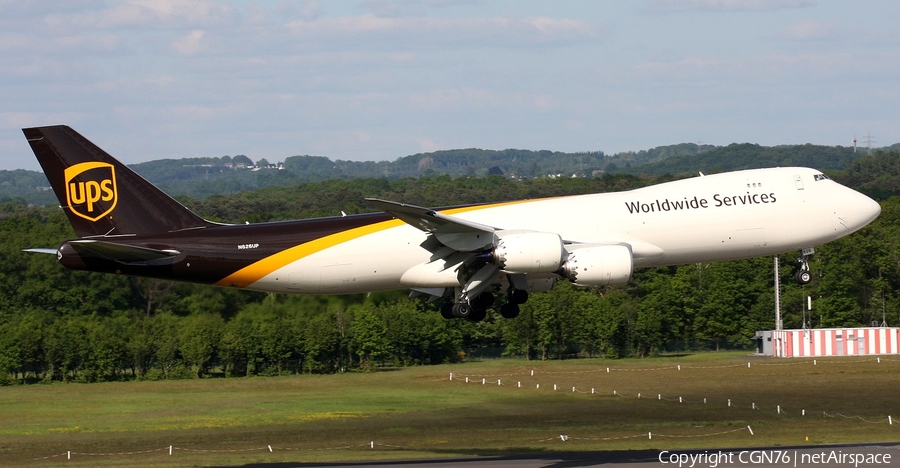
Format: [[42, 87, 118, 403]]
[[23, 125, 212, 237]]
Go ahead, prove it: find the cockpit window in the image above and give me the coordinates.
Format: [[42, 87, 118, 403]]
[[814, 173, 830, 181]]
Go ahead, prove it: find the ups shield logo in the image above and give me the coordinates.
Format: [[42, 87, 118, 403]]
[[65, 162, 118, 222]]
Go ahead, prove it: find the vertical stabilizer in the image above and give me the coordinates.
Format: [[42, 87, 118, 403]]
[[23, 125, 212, 237]]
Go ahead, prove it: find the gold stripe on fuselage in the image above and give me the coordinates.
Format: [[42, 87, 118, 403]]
[[215, 219, 405, 288], [214, 199, 540, 288]]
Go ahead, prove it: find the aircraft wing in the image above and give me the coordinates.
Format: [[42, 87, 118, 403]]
[[366, 198, 499, 252], [67, 239, 181, 266]]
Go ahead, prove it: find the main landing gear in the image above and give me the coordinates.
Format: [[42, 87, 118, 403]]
[[441, 291, 492, 321], [441, 288, 528, 322], [794, 248, 814, 285], [499, 288, 527, 319]]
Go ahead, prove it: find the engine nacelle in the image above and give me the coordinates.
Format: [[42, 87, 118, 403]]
[[561, 245, 633, 286], [493, 231, 566, 274]]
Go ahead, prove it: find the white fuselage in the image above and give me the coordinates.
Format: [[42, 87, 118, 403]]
[[247, 167, 880, 294]]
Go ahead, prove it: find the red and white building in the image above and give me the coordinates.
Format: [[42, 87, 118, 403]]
[[771, 327, 900, 358]]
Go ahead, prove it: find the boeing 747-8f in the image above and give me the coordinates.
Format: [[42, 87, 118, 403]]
[[24, 126, 881, 321]]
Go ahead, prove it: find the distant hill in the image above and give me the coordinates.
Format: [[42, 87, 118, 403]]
[[1, 142, 884, 205], [630, 143, 859, 176], [0, 169, 58, 206]]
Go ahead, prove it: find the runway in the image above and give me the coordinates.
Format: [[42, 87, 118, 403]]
[[216, 442, 899, 468]]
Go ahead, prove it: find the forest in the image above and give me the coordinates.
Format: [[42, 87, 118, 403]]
[[1, 150, 899, 384]]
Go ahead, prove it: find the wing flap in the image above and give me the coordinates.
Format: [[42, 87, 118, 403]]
[[367, 198, 497, 251]]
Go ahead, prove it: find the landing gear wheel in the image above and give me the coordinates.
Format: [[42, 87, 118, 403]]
[[468, 307, 488, 322], [499, 303, 520, 319], [508, 289, 528, 305], [451, 303, 472, 319], [466, 293, 492, 322], [795, 248, 814, 285], [472, 292, 495, 310], [440, 303, 454, 319]]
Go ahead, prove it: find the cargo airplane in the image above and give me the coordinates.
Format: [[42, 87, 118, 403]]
[[23, 126, 881, 321]]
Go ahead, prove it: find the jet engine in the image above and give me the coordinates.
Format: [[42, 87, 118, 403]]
[[492, 231, 566, 273], [560, 245, 633, 286]]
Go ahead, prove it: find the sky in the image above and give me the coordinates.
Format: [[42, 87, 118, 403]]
[[2, 0, 898, 172]]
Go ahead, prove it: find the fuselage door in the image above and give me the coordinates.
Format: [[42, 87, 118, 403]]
[[794, 174, 804, 190]]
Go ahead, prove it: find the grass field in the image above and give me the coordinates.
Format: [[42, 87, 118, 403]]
[[2, 352, 899, 467]]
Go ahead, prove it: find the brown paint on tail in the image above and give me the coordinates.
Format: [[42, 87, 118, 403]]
[[23, 125, 212, 237]]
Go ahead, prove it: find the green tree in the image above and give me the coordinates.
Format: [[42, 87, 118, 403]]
[[694, 260, 767, 350], [530, 281, 582, 360], [349, 305, 389, 371], [179, 314, 224, 377], [13, 312, 46, 383], [219, 313, 256, 377], [379, 300, 460, 365], [151, 313, 182, 379], [0, 320, 20, 384], [301, 309, 341, 373], [127, 316, 158, 378], [500, 301, 538, 359], [630, 305, 665, 357], [80, 315, 129, 382], [582, 289, 629, 358], [254, 315, 298, 375], [43, 317, 86, 382]]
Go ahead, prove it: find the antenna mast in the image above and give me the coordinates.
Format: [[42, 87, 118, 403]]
[[862, 131, 876, 155]]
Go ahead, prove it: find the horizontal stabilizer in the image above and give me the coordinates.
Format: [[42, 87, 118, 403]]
[[69, 240, 181, 266], [23, 248, 58, 255]]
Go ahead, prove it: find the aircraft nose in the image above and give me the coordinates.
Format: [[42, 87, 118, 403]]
[[838, 188, 881, 232]]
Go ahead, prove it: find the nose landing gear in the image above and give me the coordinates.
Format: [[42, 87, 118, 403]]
[[794, 248, 814, 285]]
